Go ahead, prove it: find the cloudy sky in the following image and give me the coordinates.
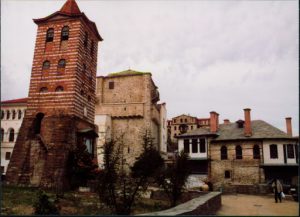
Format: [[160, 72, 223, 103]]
[[1, 0, 299, 135]]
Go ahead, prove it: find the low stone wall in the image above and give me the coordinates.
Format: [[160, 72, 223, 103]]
[[221, 184, 271, 194], [137, 192, 221, 216]]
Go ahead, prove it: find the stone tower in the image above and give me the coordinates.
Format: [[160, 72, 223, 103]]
[[6, 0, 102, 189]]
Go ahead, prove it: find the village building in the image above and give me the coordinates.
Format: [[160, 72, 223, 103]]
[[1, 98, 27, 176], [167, 114, 210, 152], [94, 70, 167, 166], [177, 108, 298, 193], [5, 0, 102, 189]]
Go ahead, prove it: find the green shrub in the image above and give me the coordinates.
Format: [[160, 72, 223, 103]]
[[33, 190, 59, 215]]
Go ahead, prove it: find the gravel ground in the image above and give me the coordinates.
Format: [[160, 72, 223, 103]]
[[216, 193, 299, 216]]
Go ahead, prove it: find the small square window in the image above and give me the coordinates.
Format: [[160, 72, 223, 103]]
[[109, 81, 114, 89], [225, 170, 231, 179], [5, 152, 11, 160]]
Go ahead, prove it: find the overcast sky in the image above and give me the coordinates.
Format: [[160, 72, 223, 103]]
[[1, 0, 299, 135]]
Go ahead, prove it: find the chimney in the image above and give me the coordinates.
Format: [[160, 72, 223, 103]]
[[285, 117, 292, 136], [210, 111, 218, 133], [244, 108, 252, 137], [224, 119, 230, 124]]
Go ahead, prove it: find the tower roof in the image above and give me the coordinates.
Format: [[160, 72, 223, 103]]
[[60, 0, 81, 15], [33, 0, 103, 41]]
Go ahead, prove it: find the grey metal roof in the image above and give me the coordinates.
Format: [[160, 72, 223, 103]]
[[178, 120, 296, 141]]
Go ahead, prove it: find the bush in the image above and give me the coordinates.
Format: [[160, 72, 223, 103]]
[[33, 190, 59, 215]]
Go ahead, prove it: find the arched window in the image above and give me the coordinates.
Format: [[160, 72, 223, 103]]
[[42, 60, 50, 70], [84, 31, 88, 47], [6, 110, 10, 120], [8, 128, 15, 142], [90, 40, 94, 57], [236, 145, 243, 159], [61, 26, 69, 41], [46, 28, 54, 42], [80, 90, 85, 96], [1, 128, 4, 142], [12, 110, 16, 120], [1, 110, 4, 120], [221, 146, 227, 160], [253, 145, 260, 159], [55, 86, 64, 92], [58, 59, 66, 68], [39, 87, 48, 93], [18, 110, 22, 119]]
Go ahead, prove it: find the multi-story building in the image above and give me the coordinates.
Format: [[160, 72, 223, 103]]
[[1, 98, 27, 175], [167, 114, 210, 152], [5, 0, 102, 189], [177, 108, 298, 192], [95, 69, 167, 166]]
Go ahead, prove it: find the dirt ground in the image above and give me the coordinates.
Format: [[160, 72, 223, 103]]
[[216, 193, 299, 216]]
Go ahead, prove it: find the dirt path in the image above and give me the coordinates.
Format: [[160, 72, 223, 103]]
[[216, 194, 299, 216]]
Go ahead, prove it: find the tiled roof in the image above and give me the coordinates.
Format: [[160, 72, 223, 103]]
[[60, 0, 81, 15], [1, 98, 28, 104], [107, 69, 150, 77], [178, 120, 295, 140]]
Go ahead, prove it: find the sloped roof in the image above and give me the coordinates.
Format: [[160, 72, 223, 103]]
[[107, 69, 151, 77], [33, 0, 103, 41], [1, 98, 28, 104], [60, 0, 81, 15], [178, 120, 295, 141], [177, 127, 217, 137]]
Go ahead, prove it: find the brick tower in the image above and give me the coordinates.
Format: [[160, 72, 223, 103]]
[[6, 0, 102, 188]]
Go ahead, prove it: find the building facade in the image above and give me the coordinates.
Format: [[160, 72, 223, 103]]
[[94, 70, 167, 166], [178, 109, 298, 192], [1, 98, 27, 175], [5, 0, 102, 189]]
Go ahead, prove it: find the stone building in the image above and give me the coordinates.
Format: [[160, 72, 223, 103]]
[[5, 0, 102, 188], [94, 70, 167, 166], [167, 114, 210, 152], [1, 98, 27, 175], [177, 108, 298, 192]]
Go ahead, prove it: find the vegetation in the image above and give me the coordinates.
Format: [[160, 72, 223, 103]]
[[33, 190, 59, 215], [97, 131, 164, 215], [157, 150, 190, 207]]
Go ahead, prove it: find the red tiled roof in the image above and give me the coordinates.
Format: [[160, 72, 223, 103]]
[[60, 0, 81, 15], [1, 98, 28, 104]]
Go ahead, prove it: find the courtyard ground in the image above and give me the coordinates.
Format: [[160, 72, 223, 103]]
[[216, 193, 299, 216]]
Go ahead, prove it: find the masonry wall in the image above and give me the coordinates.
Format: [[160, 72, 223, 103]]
[[210, 141, 264, 190]]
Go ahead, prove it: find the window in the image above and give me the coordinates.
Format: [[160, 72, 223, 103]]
[[221, 146, 227, 160], [287, 144, 295, 158], [12, 110, 16, 120], [1, 128, 4, 142], [5, 152, 11, 160], [39, 87, 48, 93], [80, 90, 85, 96], [184, 139, 190, 153], [6, 110, 10, 120], [236, 145, 242, 159], [200, 138, 206, 153], [1, 166, 4, 174], [109, 81, 114, 89], [185, 118, 187, 123], [270, 144, 278, 159], [46, 28, 54, 42], [1, 110, 4, 119], [58, 59, 66, 68], [180, 119, 183, 123], [61, 26, 69, 41], [174, 133, 177, 137], [55, 86, 64, 92], [191, 126, 193, 130], [9, 129, 14, 142], [88, 71, 93, 81], [87, 95, 91, 102], [192, 139, 198, 153], [42, 60, 50, 70], [18, 110, 22, 119], [90, 40, 94, 57], [174, 126, 177, 130], [84, 32, 88, 47], [225, 170, 231, 179], [253, 145, 260, 159], [84, 138, 93, 154], [173, 119, 176, 123]]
